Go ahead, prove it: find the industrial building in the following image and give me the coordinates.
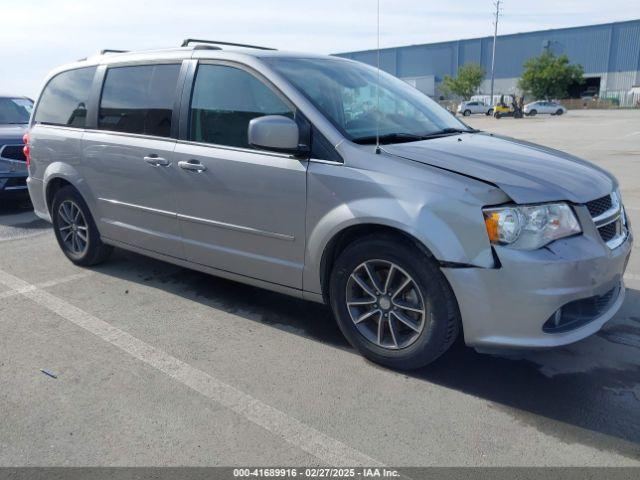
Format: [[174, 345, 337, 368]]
[[336, 19, 640, 103]]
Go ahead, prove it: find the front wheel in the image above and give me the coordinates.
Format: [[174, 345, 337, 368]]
[[52, 185, 113, 266], [487, 109, 493, 116], [555, 109, 563, 115], [463, 109, 471, 117], [528, 109, 537, 116], [329, 235, 460, 370]]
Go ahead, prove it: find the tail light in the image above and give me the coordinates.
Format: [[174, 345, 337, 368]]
[[23, 133, 31, 167]]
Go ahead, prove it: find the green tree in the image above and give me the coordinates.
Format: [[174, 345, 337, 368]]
[[518, 51, 584, 99], [441, 63, 485, 100]]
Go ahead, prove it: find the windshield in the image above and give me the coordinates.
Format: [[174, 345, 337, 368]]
[[263, 57, 471, 143], [0, 97, 33, 124]]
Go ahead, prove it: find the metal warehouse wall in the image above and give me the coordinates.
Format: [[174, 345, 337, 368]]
[[336, 19, 640, 95]]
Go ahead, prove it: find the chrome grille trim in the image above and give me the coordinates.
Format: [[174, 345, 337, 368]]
[[591, 191, 621, 225], [587, 192, 628, 250]]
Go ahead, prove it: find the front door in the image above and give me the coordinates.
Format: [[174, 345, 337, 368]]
[[174, 63, 307, 288], [82, 63, 183, 257]]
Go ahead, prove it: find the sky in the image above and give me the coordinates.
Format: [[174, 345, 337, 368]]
[[1, 0, 639, 97]]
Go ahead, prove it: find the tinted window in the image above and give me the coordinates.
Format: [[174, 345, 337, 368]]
[[190, 64, 293, 149], [99, 64, 180, 137], [0, 98, 33, 124], [34, 67, 96, 127]]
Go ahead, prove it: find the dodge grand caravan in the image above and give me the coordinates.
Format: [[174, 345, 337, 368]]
[[26, 40, 633, 369]]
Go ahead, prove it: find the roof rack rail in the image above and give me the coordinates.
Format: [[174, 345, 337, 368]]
[[191, 45, 222, 51], [181, 38, 276, 51], [78, 49, 130, 61], [100, 49, 129, 55]]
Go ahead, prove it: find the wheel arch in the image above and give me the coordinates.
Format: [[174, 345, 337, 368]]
[[43, 162, 94, 216], [316, 222, 438, 304]]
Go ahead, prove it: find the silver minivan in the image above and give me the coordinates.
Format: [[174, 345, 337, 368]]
[[26, 41, 632, 369]]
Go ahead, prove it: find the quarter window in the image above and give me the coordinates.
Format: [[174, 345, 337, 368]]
[[189, 64, 293, 149], [99, 64, 180, 137], [34, 67, 96, 128]]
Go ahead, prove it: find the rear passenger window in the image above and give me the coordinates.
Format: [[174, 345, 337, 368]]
[[34, 67, 96, 128], [189, 64, 293, 149], [99, 64, 180, 138]]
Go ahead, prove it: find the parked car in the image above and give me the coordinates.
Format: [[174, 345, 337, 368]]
[[26, 41, 632, 369], [0, 96, 33, 199], [524, 101, 567, 116], [456, 100, 493, 116]]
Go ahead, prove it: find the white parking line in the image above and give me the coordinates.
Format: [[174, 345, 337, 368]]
[[0, 271, 93, 300], [0, 268, 382, 467]]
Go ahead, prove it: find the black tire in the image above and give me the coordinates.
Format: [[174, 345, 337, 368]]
[[495, 112, 502, 119], [52, 185, 113, 266], [463, 109, 471, 117], [487, 108, 493, 116], [329, 235, 460, 370], [555, 109, 563, 116], [528, 109, 537, 116]]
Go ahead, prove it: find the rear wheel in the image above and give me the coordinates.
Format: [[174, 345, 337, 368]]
[[329, 235, 460, 370], [52, 185, 113, 266]]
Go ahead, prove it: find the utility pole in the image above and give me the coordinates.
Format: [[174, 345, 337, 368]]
[[489, 0, 501, 106]]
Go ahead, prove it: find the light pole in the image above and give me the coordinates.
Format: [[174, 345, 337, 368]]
[[489, 0, 501, 106]]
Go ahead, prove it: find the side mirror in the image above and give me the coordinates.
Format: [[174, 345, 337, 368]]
[[248, 115, 306, 155]]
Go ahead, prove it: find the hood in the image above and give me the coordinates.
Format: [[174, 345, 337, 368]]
[[0, 123, 28, 143], [383, 132, 614, 204]]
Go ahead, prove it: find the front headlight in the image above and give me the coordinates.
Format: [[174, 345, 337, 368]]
[[483, 203, 581, 250]]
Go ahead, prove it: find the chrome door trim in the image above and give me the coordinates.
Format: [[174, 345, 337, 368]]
[[176, 139, 295, 160], [98, 198, 176, 218], [84, 128, 178, 143], [98, 197, 295, 241], [177, 213, 295, 241], [310, 158, 343, 166]]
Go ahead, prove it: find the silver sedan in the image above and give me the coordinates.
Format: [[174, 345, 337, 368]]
[[524, 101, 567, 116]]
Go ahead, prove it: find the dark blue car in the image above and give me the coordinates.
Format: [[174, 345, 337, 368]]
[[0, 96, 33, 199]]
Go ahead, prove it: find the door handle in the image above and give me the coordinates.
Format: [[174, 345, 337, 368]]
[[178, 160, 207, 172], [144, 156, 171, 167]]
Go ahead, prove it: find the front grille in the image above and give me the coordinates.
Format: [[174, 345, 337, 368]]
[[598, 221, 617, 242], [543, 283, 619, 333], [4, 177, 27, 188], [586, 195, 612, 217], [0, 145, 26, 162], [585, 192, 627, 248]]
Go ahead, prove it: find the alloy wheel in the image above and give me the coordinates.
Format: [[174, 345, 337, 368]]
[[57, 200, 89, 256], [345, 260, 427, 350]]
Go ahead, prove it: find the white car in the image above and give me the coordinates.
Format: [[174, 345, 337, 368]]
[[524, 101, 567, 116], [456, 101, 493, 116]]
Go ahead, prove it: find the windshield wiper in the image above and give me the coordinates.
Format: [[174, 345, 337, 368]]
[[353, 128, 479, 145], [421, 127, 478, 138], [352, 132, 429, 145]]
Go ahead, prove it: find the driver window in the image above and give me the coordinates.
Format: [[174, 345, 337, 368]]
[[190, 64, 294, 149]]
